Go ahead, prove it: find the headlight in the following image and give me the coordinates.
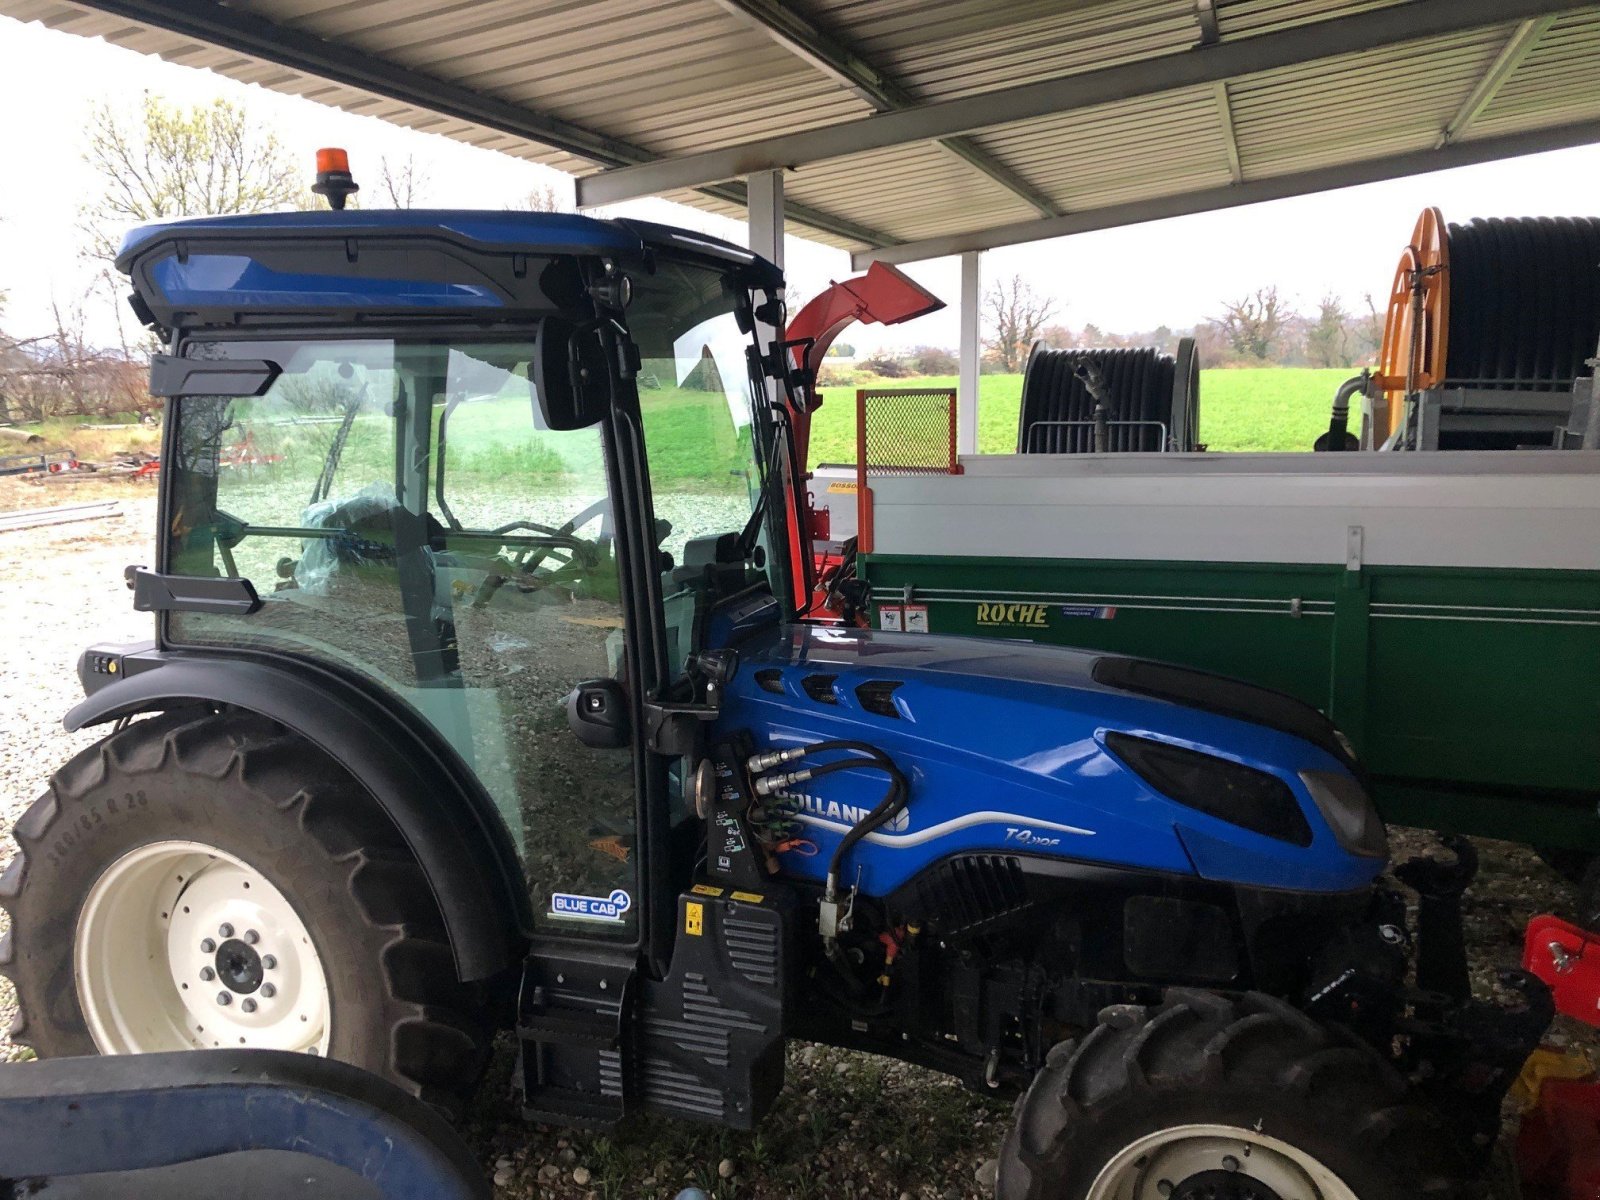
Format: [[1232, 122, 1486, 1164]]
[[1105, 732, 1312, 847], [1299, 769, 1388, 859]]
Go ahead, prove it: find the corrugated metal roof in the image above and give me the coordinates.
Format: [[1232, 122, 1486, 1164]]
[[3, 0, 1598, 258]]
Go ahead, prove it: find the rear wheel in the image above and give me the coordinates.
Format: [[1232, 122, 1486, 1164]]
[[0, 710, 490, 1113], [998, 990, 1473, 1200]]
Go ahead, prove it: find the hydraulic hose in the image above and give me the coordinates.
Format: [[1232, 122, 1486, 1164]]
[[746, 738, 910, 956], [1316, 372, 1370, 451]]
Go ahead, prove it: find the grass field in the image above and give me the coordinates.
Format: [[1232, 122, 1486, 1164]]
[[810, 367, 1350, 462], [7, 367, 1350, 505]]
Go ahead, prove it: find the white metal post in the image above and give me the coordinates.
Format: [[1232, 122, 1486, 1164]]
[[747, 169, 785, 270], [747, 170, 786, 422], [958, 250, 981, 456]]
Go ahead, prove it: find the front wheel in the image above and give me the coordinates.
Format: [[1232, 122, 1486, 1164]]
[[998, 990, 1474, 1200], [0, 710, 490, 1113]]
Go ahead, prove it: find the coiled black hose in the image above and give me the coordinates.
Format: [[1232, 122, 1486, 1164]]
[[1017, 340, 1199, 452], [1442, 216, 1600, 391]]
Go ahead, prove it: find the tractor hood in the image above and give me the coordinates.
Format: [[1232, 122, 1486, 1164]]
[[716, 624, 1383, 897]]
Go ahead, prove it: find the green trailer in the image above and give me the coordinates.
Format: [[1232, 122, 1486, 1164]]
[[850, 450, 1600, 854]]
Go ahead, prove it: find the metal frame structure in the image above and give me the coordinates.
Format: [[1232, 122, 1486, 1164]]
[[575, 0, 1590, 207]]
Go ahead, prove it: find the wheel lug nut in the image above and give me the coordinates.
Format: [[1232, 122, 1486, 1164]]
[[200, 938, 216, 953], [216, 992, 232, 1006], [262, 955, 277, 970], [244, 929, 260, 945], [241, 998, 257, 1013], [218, 923, 234, 938], [199, 967, 216, 982], [260, 983, 276, 998]]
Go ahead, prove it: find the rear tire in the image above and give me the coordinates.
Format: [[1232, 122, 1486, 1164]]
[[998, 990, 1474, 1200], [0, 710, 490, 1114]]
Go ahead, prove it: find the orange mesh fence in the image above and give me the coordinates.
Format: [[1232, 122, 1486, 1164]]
[[854, 387, 959, 553]]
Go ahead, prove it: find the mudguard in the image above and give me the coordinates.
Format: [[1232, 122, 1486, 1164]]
[[65, 646, 531, 982]]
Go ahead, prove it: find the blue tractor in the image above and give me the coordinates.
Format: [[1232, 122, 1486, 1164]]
[[0, 193, 1548, 1199]]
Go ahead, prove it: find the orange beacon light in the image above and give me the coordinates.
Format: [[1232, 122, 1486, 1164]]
[[311, 148, 359, 210]]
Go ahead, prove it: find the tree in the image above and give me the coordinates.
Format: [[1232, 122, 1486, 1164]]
[[507, 183, 566, 213], [78, 94, 303, 264], [1211, 286, 1290, 361], [1357, 292, 1386, 363], [375, 154, 431, 208], [983, 274, 1058, 372], [1306, 293, 1353, 368], [907, 345, 959, 375]]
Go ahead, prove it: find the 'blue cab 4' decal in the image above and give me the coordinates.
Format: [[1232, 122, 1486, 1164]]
[[550, 888, 632, 923]]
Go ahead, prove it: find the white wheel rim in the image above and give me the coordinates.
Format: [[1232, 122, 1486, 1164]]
[[74, 840, 331, 1056], [1086, 1123, 1360, 1200]]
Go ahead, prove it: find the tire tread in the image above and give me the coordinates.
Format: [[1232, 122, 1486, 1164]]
[[0, 710, 490, 1112]]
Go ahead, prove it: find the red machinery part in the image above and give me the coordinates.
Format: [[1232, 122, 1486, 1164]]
[[780, 262, 944, 614], [1518, 1081, 1600, 1200], [783, 261, 945, 469], [1517, 916, 1600, 1200], [1523, 914, 1600, 1025]]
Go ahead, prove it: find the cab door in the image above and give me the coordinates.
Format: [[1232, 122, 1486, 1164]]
[[161, 334, 656, 948]]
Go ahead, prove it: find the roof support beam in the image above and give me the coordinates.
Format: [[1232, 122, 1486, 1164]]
[[52, 0, 895, 248], [1213, 82, 1243, 184], [849, 116, 1600, 268], [1193, 0, 1243, 185], [578, 0, 1589, 207], [1435, 15, 1559, 148], [709, 0, 1061, 218]]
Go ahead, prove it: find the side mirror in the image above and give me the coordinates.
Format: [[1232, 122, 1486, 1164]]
[[533, 317, 611, 431], [566, 678, 630, 749]]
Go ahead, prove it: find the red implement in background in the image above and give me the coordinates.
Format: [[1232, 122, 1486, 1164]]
[[1517, 915, 1600, 1200], [780, 263, 944, 615]]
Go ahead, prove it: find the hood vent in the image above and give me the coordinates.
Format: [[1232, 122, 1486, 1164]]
[[801, 673, 839, 704], [754, 668, 785, 695], [911, 855, 1030, 938], [854, 679, 904, 718]]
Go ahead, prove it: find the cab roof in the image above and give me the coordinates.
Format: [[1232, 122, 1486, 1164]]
[[115, 209, 780, 330]]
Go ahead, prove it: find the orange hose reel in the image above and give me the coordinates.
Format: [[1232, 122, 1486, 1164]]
[[1373, 207, 1451, 441]]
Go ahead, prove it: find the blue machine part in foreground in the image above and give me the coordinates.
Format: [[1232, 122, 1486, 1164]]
[[0, 1049, 488, 1199], [716, 625, 1385, 897]]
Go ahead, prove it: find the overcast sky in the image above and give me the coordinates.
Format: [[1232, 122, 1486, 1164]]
[[3, 13, 1600, 354]]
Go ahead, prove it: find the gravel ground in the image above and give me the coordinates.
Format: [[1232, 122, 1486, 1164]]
[[0, 476, 1594, 1199]]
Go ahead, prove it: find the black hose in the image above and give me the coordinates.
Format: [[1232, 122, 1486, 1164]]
[[1442, 216, 1600, 390], [1018, 346, 1193, 453], [771, 740, 909, 890]]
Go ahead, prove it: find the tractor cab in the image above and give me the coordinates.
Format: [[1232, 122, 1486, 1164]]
[[105, 209, 804, 1122]]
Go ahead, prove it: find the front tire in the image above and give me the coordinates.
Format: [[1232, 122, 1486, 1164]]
[[0, 710, 489, 1113], [998, 990, 1473, 1200]]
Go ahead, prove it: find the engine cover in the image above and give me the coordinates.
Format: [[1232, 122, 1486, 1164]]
[[714, 624, 1382, 898]]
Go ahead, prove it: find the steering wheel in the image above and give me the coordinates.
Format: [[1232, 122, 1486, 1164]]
[[471, 498, 613, 609], [514, 497, 612, 577]]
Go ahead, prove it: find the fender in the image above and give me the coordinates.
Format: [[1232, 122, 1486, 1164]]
[[66, 645, 532, 982]]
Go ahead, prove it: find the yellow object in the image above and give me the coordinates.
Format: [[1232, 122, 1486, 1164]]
[[1511, 1045, 1597, 1109], [690, 884, 724, 897], [731, 890, 764, 904], [684, 901, 704, 937]]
